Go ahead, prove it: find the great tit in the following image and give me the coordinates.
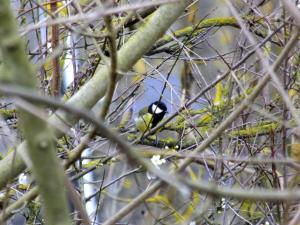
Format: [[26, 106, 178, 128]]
[[135, 101, 168, 133]]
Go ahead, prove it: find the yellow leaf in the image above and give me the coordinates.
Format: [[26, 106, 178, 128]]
[[133, 59, 146, 83], [45, 1, 68, 17], [147, 194, 170, 205], [213, 80, 224, 107], [133, 59, 146, 75], [196, 112, 212, 126], [18, 183, 30, 190], [261, 147, 271, 156], [288, 89, 297, 98], [263, 46, 271, 57], [187, 167, 197, 181], [291, 128, 300, 163], [123, 178, 132, 189], [291, 143, 300, 163], [147, 194, 184, 221], [82, 159, 102, 168], [178, 168, 200, 222], [241, 200, 264, 219], [43, 58, 53, 79], [187, 3, 197, 23]]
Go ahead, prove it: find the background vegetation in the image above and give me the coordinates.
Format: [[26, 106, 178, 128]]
[[0, 0, 299, 224]]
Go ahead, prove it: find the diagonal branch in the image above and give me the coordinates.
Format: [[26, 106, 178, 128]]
[[99, 27, 300, 225], [0, 0, 71, 224], [0, 0, 191, 191]]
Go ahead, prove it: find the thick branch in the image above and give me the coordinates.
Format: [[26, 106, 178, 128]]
[[0, 1, 191, 190], [101, 28, 300, 225], [0, 1, 71, 225]]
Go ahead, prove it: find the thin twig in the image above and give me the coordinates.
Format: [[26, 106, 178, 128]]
[[100, 15, 118, 119], [142, 24, 285, 139], [0, 84, 190, 195], [21, 0, 180, 35], [50, 0, 60, 96], [225, 0, 300, 129], [100, 28, 300, 225]]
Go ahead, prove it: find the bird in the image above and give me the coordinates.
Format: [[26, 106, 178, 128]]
[[135, 101, 168, 133]]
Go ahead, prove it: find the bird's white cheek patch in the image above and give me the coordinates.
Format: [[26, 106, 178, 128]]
[[152, 104, 163, 114]]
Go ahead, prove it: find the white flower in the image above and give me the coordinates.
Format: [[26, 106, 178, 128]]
[[221, 198, 227, 209], [151, 155, 166, 167], [148, 155, 167, 180]]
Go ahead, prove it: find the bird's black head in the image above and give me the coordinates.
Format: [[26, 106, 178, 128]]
[[148, 101, 168, 128]]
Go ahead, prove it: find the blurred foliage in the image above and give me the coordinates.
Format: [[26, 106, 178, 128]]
[[0, 0, 300, 224]]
